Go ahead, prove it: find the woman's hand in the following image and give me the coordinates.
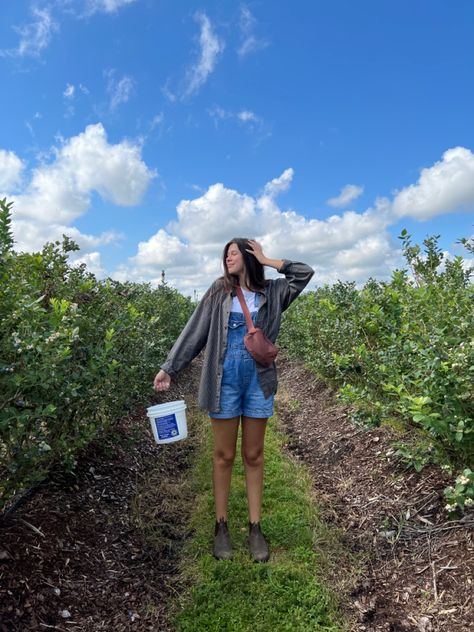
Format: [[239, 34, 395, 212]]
[[246, 239, 284, 271], [153, 369, 171, 391], [246, 239, 267, 264]]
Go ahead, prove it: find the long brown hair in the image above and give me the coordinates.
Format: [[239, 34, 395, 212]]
[[221, 238, 267, 292]]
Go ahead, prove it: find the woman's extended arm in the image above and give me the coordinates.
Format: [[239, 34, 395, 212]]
[[153, 282, 216, 391], [274, 260, 314, 310]]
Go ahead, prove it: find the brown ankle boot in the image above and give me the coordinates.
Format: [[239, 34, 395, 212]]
[[213, 517, 233, 560], [248, 521, 270, 562]]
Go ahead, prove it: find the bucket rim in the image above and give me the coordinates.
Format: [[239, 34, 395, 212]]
[[147, 400, 187, 415]]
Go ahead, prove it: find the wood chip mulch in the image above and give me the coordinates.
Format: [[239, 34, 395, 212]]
[[2, 353, 472, 632], [0, 364, 201, 632], [276, 354, 474, 632]]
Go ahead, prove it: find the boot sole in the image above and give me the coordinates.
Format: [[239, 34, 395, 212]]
[[213, 551, 233, 560], [246, 537, 270, 562]]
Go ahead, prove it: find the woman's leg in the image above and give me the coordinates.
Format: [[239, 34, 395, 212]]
[[210, 417, 240, 521], [241, 416, 267, 523]]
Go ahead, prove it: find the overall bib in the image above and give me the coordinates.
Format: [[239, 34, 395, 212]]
[[209, 297, 274, 419]]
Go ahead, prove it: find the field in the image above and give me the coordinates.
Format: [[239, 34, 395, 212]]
[[1, 198, 473, 631]]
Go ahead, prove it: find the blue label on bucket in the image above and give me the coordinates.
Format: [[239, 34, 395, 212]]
[[154, 413, 179, 440]]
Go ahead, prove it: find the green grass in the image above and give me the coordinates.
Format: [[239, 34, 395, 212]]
[[173, 411, 347, 632]]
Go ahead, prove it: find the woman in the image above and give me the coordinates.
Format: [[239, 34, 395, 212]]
[[153, 239, 314, 562]]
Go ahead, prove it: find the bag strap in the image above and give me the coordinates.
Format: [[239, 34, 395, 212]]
[[235, 287, 257, 333]]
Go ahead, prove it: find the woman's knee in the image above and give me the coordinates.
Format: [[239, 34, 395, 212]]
[[242, 447, 264, 468], [214, 448, 236, 468]]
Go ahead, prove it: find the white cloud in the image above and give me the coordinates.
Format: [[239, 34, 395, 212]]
[[262, 168, 294, 198], [105, 70, 135, 110], [182, 12, 224, 98], [208, 106, 231, 121], [83, 0, 137, 14], [63, 83, 75, 99], [1, 2, 135, 60], [25, 112, 42, 137], [62, 83, 89, 117], [238, 6, 269, 58], [327, 184, 364, 208], [208, 106, 262, 129], [116, 170, 397, 292], [9, 123, 155, 254], [237, 110, 259, 123], [162, 81, 177, 103], [132, 230, 197, 270], [0, 150, 25, 192], [392, 147, 474, 220], [8, 142, 468, 289], [207, 106, 270, 145], [0, 6, 59, 58], [70, 250, 106, 277], [11, 217, 120, 255], [172, 184, 257, 248]]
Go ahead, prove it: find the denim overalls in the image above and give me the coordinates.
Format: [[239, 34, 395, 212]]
[[209, 294, 275, 419]]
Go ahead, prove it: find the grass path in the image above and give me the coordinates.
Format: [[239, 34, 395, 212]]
[[172, 408, 347, 632]]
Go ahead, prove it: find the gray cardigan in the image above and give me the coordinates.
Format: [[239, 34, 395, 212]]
[[161, 259, 314, 412]]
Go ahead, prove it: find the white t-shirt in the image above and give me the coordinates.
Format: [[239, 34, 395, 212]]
[[232, 289, 258, 313]]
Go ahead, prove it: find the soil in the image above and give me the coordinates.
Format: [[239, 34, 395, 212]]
[[1, 355, 473, 632], [276, 354, 474, 632], [0, 364, 201, 632]]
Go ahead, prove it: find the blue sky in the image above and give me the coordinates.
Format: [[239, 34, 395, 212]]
[[1, 0, 473, 294]]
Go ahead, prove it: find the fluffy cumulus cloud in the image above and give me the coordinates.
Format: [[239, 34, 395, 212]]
[[116, 170, 398, 293], [70, 250, 106, 277], [182, 12, 224, 98], [8, 123, 155, 255], [133, 230, 196, 269], [7, 141, 469, 291], [173, 184, 257, 247], [0, 150, 25, 192], [327, 184, 364, 208], [392, 147, 474, 220], [116, 183, 257, 289]]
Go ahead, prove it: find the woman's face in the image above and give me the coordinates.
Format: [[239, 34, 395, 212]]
[[225, 242, 245, 276]]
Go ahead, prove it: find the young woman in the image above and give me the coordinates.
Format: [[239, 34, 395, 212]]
[[153, 239, 314, 562]]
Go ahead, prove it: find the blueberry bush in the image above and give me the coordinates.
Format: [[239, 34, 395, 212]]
[[280, 229, 474, 511], [0, 199, 193, 511]]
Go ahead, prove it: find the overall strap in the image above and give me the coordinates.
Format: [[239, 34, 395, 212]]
[[235, 287, 257, 333]]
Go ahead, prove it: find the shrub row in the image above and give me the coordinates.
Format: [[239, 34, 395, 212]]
[[0, 200, 193, 511], [280, 230, 474, 480]]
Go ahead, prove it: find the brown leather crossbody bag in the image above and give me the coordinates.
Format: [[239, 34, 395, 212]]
[[235, 287, 278, 367]]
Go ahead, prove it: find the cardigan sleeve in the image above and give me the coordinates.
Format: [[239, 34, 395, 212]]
[[160, 282, 216, 378], [274, 259, 315, 311]]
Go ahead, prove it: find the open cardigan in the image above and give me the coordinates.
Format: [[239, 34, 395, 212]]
[[161, 259, 314, 412]]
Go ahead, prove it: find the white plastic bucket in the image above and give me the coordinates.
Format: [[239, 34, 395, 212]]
[[147, 400, 188, 444]]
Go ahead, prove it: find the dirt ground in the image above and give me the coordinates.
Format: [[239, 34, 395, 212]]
[[276, 354, 474, 632], [1, 355, 473, 632], [0, 364, 201, 632]]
